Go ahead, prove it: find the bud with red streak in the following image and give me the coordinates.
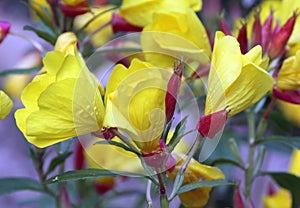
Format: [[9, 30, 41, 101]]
[[252, 11, 262, 47], [60, 1, 89, 17], [74, 141, 85, 170], [237, 22, 248, 54], [219, 18, 231, 35], [111, 13, 142, 33], [267, 182, 277, 196], [197, 109, 228, 139], [61, 187, 71, 208], [0, 21, 10, 43], [273, 87, 300, 104], [261, 12, 273, 54], [165, 60, 184, 123], [95, 178, 115, 195], [233, 188, 245, 208], [268, 13, 297, 59]]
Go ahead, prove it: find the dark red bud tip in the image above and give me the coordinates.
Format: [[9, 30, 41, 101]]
[[267, 182, 277, 196], [219, 19, 232, 35], [197, 109, 228, 139], [102, 127, 118, 140], [261, 12, 274, 54], [252, 10, 262, 47], [95, 179, 115, 195], [237, 22, 248, 54], [111, 13, 142, 33], [233, 188, 245, 208], [0, 21, 11, 43], [74, 141, 85, 170], [273, 88, 300, 104], [60, 2, 90, 17], [46, 0, 57, 4], [268, 13, 297, 59], [165, 62, 183, 123]]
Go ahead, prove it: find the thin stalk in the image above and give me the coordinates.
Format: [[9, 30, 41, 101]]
[[156, 170, 169, 208], [146, 180, 153, 208]]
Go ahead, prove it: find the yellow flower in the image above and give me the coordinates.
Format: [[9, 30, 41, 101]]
[[15, 32, 105, 148], [277, 100, 300, 126], [104, 58, 167, 153], [118, 0, 202, 27], [0, 90, 13, 119], [276, 50, 300, 91], [262, 149, 300, 208], [141, 9, 211, 67], [28, 0, 51, 20], [3, 51, 42, 99], [205, 31, 274, 116], [61, 0, 86, 6], [168, 153, 225, 208], [74, 6, 113, 47]]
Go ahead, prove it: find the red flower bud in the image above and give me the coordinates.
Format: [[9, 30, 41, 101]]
[[165, 61, 184, 123], [267, 182, 277, 196], [261, 12, 273, 54], [60, 2, 89, 17], [95, 178, 115, 195], [61, 187, 71, 208], [268, 13, 297, 59], [74, 141, 85, 170], [197, 109, 228, 139], [102, 127, 118, 140], [0, 21, 10, 43], [273, 88, 300, 104], [252, 11, 262, 47], [219, 19, 232, 35], [111, 13, 142, 33], [46, 0, 58, 4], [233, 188, 245, 208], [237, 23, 248, 54], [190, 63, 210, 79]]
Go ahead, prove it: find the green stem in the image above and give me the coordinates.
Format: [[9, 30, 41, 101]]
[[245, 109, 255, 207], [156, 171, 169, 208]]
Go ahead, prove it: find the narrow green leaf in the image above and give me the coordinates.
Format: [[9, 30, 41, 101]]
[[162, 118, 173, 143], [45, 152, 73, 176], [178, 180, 235, 194], [94, 140, 140, 156], [262, 172, 300, 208], [255, 136, 300, 149], [167, 116, 188, 152], [0, 67, 41, 77], [0, 178, 44, 195], [46, 168, 145, 184], [207, 158, 244, 169], [168, 171, 185, 201], [24, 25, 56, 45]]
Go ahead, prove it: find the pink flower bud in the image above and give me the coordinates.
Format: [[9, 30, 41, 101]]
[[237, 23, 248, 54], [197, 109, 228, 139], [273, 88, 300, 104], [74, 141, 85, 170], [252, 11, 262, 47], [219, 19, 231, 35], [267, 182, 276, 196], [60, 2, 89, 17], [61, 187, 71, 208], [165, 61, 183, 123], [261, 12, 273, 54], [190, 63, 210, 79], [0, 21, 10, 43], [111, 13, 142, 33], [268, 13, 297, 59], [233, 188, 245, 208]]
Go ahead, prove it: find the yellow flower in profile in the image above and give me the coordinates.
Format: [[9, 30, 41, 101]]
[[104, 58, 167, 153], [74, 6, 114, 47], [205, 31, 274, 116], [167, 153, 225, 208], [276, 50, 300, 91], [15, 32, 105, 148], [262, 149, 300, 208], [141, 9, 211, 67], [0, 90, 13, 119], [118, 0, 202, 27]]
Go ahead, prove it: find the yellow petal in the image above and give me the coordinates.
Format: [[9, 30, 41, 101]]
[[277, 100, 300, 127], [0, 90, 13, 119], [262, 189, 291, 208], [289, 149, 300, 176]]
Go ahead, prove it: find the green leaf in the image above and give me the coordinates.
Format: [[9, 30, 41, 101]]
[[167, 116, 188, 152], [46, 168, 145, 184], [262, 172, 300, 208], [177, 180, 235, 194], [0, 67, 41, 77], [255, 136, 300, 149], [45, 152, 73, 176], [207, 158, 244, 169], [0, 178, 44, 195], [168, 171, 185, 201], [94, 140, 140, 156], [24, 25, 56, 45]]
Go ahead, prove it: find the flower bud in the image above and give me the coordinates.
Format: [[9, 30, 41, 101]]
[[237, 23, 248, 54], [233, 188, 245, 208], [74, 141, 85, 170], [268, 13, 297, 59], [273, 88, 300, 104], [219, 19, 231, 35], [261, 12, 273, 54], [95, 177, 115, 195], [111, 13, 142, 33], [0, 21, 10, 43], [165, 61, 183, 123], [197, 109, 228, 139], [60, 0, 89, 17], [252, 11, 262, 47]]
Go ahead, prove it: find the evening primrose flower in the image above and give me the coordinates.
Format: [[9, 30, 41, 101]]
[[197, 31, 273, 138], [118, 0, 202, 27], [15, 32, 105, 148], [0, 90, 13, 119], [167, 153, 225, 208], [141, 9, 211, 67], [104, 58, 168, 153]]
